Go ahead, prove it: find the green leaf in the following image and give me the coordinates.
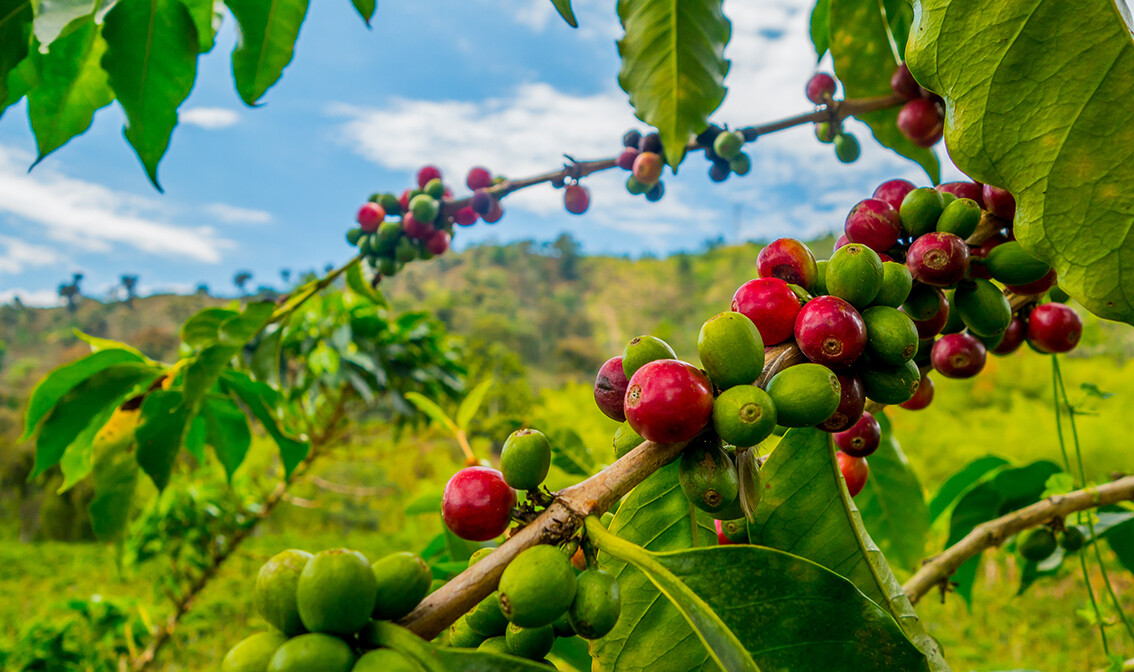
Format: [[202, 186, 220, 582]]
[[1103, 516, 1134, 574], [181, 0, 218, 52], [1017, 545, 1065, 595], [855, 413, 930, 572], [222, 371, 308, 478], [749, 428, 948, 671], [810, 0, 829, 59], [182, 343, 239, 405], [22, 348, 149, 441], [404, 391, 458, 436], [367, 620, 550, 671], [218, 301, 275, 344], [57, 401, 117, 492], [181, 307, 239, 348], [0, 0, 33, 113], [32, 362, 156, 477], [184, 412, 206, 462], [250, 326, 284, 387], [549, 0, 576, 28], [587, 519, 759, 672], [134, 389, 192, 490], [828, 0, 940, 182], [346, 261, 387, 306], [350, 0, 375, 26], [73, 329, 149, 358], [592, 462, 717, 672], [3, 50, 39, 114], [590, 517, 931, 672], [550, 635, 591, 671], [945, 460, 1062, 602], [455, 378, 492, 431], [616, 0, 730, 168], [907, 0, 1134, 322], [883, 0, 912, 58], [928, 455, 1009, 524], [28, 15, 114, 164], [546, 427, 594, 477], [226, 0, 310, 106], [404, 489, 442, 515], [202, 396, 251, 480], [32, 0, 93, 47], [101, 0, 199, 190], [89, 409, 141, 540]]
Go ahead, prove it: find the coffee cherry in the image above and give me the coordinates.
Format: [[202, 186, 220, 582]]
[[826, 243, 884, 309], [454, 206, 478, 227], [818, 372, 866, 432], [874, 262, 914, 308], [482, 199, 505, 224], [622, 334, 677, 378], [834, 234, 850, 251], [696, 124, 723, 148], [1006, 268, 1057, 295], [223, 632, 288, 672], [698, 311, 765, 388], [834, 133, 860, 163], [765, 363, 842, 428], [297, 549, 377, 635], [470, 189, 494, 215], [623, 129, 642, 148], [729, 152, 751, 176], [639, 132, 663, 154], [624, 360, 714, 443], [410, 194, 439, 223], [501, 429, 552, 490], [992, 317, 1026, 355], [564, 184, 590, 214], [626, 175, 650, 194], [806, 72, 837, 104], [633, 152, 664, 185], [897, 99, 944, 147], [931, 332, 987, 378], [1019, 528, 1058, 561], [441, 467, 516, 542], [899, 373, 934, 410], [795, 296, 867, 367], [715, 518, 748, 545], [713, 131, 745, 160], [679, 435, 740, 516], [837, 452, 869, 497], [1026, 303, 1083, 353], [757, 238, 818, 289], [984, 241, 1051, 286], [645, 181, 665, 202], [371, 552, 432, 621], [899, 187, 945, 237], [982, 184, 1016, 221], [617, 147, 639, 170], [815, 122, 837, 143], [903, 284, 947, 321], [466, 593, 508, 636], [845, 198, 901, 253], [731, 277, 802, 345], [872, 179, 916, 211], [594, 356, 630, 422], [936, 181, 984, 206], [256, 550, 312, 636], [568, 569, 622, 640], [936, 198, 982, 240], [890, 63, 920, 99], [1061, 525, 1087, 552], [907, 232, 970, 287], [860, 359, 921, 404], [425, 230, 451, 256], [357, 202, 385, 232], [417, 165, 442, 188], [498, 545, 576, 628], [862, 306, 919, 364], [267, 634, 355, 672], [709, 160, 731, 182], [712, 384, 777, 447], [955, 278, 1011, 337], [834, 412, 881, 458], [424, 178, 445, 200]]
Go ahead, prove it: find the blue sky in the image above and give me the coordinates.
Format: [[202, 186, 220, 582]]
[[0, 0, 967, 306]]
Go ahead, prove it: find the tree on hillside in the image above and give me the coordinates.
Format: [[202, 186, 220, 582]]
[[552, 233, 582, 280], [57, 273, 82, 313], [120, 275, 139, 307], [233, 271, 252, 296], [280, 268, 292, 286]]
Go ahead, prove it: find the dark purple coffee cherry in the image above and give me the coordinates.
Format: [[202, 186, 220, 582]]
[[623, 129, 642, 148], [931, 332, 987, 378], [806, 73, 837, 104], [794, 296, 867, 367], [897, 99, 944, 147], [639, 132, 663, 154], [834, 412, 881, 458], [906, 232, 970, 287]]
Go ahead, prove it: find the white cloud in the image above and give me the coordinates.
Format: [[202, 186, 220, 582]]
[[0, 234, 62, 274], [205, 203, 272, 225], [0, 145, 231, 263], [181, 107, 241, 130], [0, 288, 59, 307]]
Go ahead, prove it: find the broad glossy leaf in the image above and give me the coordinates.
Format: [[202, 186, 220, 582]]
[[810, 0, 829, 59], [57, 402, 117, 492], [182, 343, 239, 405], [749, 428, 948, 671], [27, 12, 113, 161], [547, 427, 594, 477], [101, 0, 199, 189], [551, 635, 591, 671], [222, 371, 308, 478], [0, 0, 33, 112], [22, 348, 149, 440], [181, 307, 239, 348], [73, 329, 149, 358], [907, 0, 1134, 323], [185, 412, 207, 462], [592, 517, 930, 672], [218, 301, 275, 344], [250, 325, 284, 387], [32, 0, 92, 47], [945, 461, 1061, 602], [33, 362, 155, 477], [404, 489, 442, 515], [182, 0, 218, 52], [226, 0, 310, 106], [549, 0, 576, 28], [367, 620, 549, 671], [134, 389, 192, 490], [202, 396, 251, 480], [346, 261, 387, 306], [3, 50, 38, 113], [1017, 546, 1065, 595], [350, 0, 375, 27], [828, 0, 940, 182], [1104, 516, 1134, 573], [616, 0, 730, 168], [89, 408, 142, 540], [855, 413, 929, 572], [928, 455, 1009, 523], [593, 462, 717, 672]]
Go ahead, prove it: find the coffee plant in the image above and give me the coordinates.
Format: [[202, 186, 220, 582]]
[[6, 0, 1134, 670]]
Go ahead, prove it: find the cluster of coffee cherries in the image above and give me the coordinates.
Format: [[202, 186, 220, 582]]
[[220, 547, 434, 672], [1019, 521, 1088, 563], [347, 166, 506, 282], [438, 430, 623, 659], [805, 73, 862, 163], [615, 129, 668, 200]]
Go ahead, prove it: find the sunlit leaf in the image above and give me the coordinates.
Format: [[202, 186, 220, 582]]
[[89, 408, 142, 540], [455, 378, 493, 431], [927, 455, 1009, 523], [549, 0, 576, 28], [226, 0, 310, 105], [181, 307, 239, 348], [366, 620, 550, 671], [222, 370, 308, 478], [404, 391, 459, 436], [202, 396, 251, 480], [0, 0, 34, 115], [134, 389, 192, 490], [350, 0, 375, 27]]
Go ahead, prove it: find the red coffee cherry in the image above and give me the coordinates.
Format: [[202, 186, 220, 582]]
[[837, 451, 869, 497], [872, 179, 916, 212], [834, 412, 881, 458], [624, 360, 714, 443], [1026, 303, 1083, 354], [931, 332, 987, 378], [594, 356, 630, 422], [899, 373, 934, 410], [731, 277, 802, 346], [794, 296, 867, 367], [442, 467, 516, 542], [906, 232, 970, 287], [756, 238, 818, 288]]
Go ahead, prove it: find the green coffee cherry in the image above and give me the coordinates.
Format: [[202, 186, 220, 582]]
[[941, 290, 965, 334], [711, 385, 777, 448], [626, 175, 650, 195], [477, 636, 510, 654], [859, 359, 920, 405], [346, 228, 364, 246], [377, 220, 402, 252], [353, 649, 417, 672], [371, 552, 432, 621], [410, 194, 440, 223], [765, 363, 842, 427], [622, 335, 676, 378], [955, 279, 1012, 337], [552, 611, 577, 638], [714, 130, 745, 159], [698, 312, 765, 389], [468, 547, 494, 568], [718, 518, 749, 544], [873, 262, 913, 308], [505, 623, 556, 659], [814, 122, 836, 143], [826, 244, 883, 309], [899, 187, 945, 237], [1019, 528, 1058, 561], [424, 177, 445, 199], [395, 237, 418, 263], [266, 633, 355, 672], [1061, 525, 1087, 552], [613, 422, 645, 459], [902, 283, 944, 321], [834, 133, 860, 163], [812, 260, 829, 295], [862, 306, 919, 365], [501, 429, 552, 490], [729, 153, 751, 176], [222, 631, 288, 672], [466, 592, 509, 636], [568, 569, 622, 639], [450, 616, 487, 648], [296, 548, 377, 636], [984, 241, 1052, 285], [937, 198, 982, 239], [256, 549, 312, 637], [679, 435, 740, 516], [498, 545, 577, 628], [378, 193, 401, 216]]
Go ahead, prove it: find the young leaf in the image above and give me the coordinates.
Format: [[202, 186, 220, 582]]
[[810, 0, 829, 59], [32, 362, 156, 477], [226, 0, 311, 106], [616, 0, 730, 168], [89, 408, 142, 540], [0, 0, 33, 112], [927, 455, 1009, 523], [350, 0, 376, 27], [907, 0, 1134, 323], [749, 427, 948, 671], [592, 462, 717, 672], [589, 517, 932, 671], [73, 329, 149, 358], [22, 348, 150, 441], [184, 412, 206, 462], [855, 413, 930, 571], [249, 326, 284, 387], [57, 402, 118, 492], [202, 396, 252, 480], [346, 261, 387, 306], [827, 0, 940, 182], [134, 389, 192, 490], [181, 0, 219, 52], [455, 378, 493, 432], [404, 391, 459, 436], [549, 0, 577, 28], [365, 620, 551, 671], [101, 0, 200, 190], [218, 301, 275, 344], [182, 343, 239, 405], [181, 307, 239, 348], [222, 371, 309, 478]]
